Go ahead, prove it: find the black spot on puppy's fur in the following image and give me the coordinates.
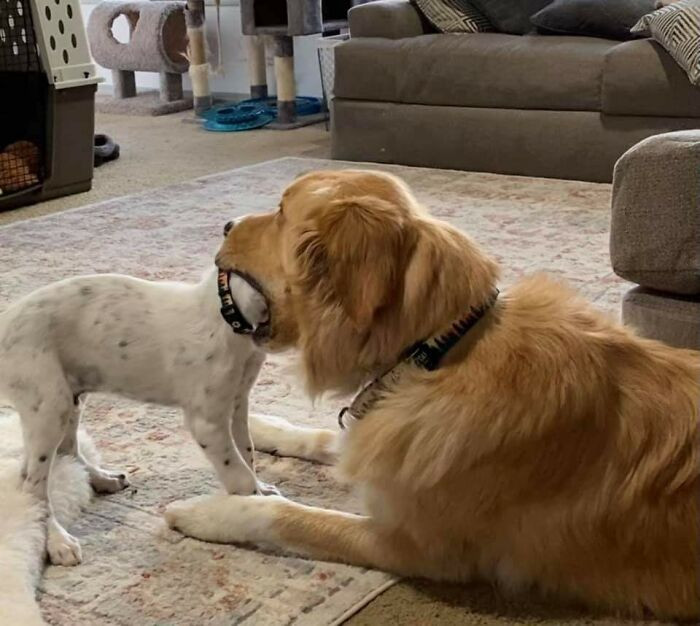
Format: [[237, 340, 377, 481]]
[[224, 459, 230, 466], [118, 340, 128, 348], [80, 286, 93, 297], [39, 455, 47, 462]]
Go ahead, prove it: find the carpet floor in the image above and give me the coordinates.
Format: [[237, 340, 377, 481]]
[[0, 110, 329, 227], [0, 155, 656, 625]]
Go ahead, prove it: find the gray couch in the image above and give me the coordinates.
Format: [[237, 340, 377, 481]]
[[331, 0, 700, 182]]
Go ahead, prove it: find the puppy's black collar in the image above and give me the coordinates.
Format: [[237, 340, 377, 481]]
[[217, 269, 255, 334], [338, 290, 499, 429]]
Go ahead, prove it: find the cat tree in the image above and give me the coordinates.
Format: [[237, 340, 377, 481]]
[[87, 0, 192, 115], [240, 0, 371, 128]]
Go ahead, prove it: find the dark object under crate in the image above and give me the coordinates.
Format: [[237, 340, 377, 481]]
[[0, 0, 99, 211]]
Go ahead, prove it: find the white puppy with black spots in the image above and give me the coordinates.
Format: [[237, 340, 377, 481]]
[[0, 245, 334, 566]]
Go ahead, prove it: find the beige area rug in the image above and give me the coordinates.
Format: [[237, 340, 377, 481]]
[[0, 157, 629, 625]]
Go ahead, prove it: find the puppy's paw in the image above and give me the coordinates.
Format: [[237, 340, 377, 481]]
[[90, 468, 130, 494], [256, 481, 281, 496], [47, 527, 82, 566], [165, 494, 284, 544]]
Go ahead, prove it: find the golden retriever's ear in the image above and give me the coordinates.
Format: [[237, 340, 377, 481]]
[[296, 196, 407, 329]]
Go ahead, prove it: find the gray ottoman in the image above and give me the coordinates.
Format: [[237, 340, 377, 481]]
[[611, 130, 700, 351]]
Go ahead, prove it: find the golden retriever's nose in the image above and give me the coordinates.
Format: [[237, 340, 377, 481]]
[[223, 220, 235, 237]]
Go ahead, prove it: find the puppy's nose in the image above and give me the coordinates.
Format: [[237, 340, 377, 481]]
[[223, 220, 235, 237]]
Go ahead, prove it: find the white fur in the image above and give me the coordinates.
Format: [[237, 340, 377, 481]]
[[165, 493, 284, 545], [0, 267, 269, 566], [0, 414, 92, 625], [249, 413, 338, 465]]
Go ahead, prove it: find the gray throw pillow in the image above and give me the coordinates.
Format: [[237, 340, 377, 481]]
[[412, 0, 493, 32], [632, 0, 700, 85], [470, 0, 553, 34], [531, 0, 658, 40]]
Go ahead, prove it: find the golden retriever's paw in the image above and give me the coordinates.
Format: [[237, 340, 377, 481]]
[[251, 414, 338, 465], [165, 494, 285, 544]]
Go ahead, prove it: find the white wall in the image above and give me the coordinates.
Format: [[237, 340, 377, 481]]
[[80, 2, 323, 98]]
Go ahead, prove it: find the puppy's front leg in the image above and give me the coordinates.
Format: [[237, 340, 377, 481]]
[[230, 351, 265, 471], [185, 409, 257, 495], [231, 395, 280, 496], [231, 394, 255, 471]]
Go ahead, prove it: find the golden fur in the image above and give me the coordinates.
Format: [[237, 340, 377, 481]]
[[215, 170, 700, 619]]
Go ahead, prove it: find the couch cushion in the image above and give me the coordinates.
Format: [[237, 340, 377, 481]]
[[470, 0, 552, 34], [530, 0, 657, 41], [335, 33, 615, 110], [611, 131, 700, 295], [631, 0, 700, 86], [603, 39, 700, 117], [412, 0, 492, 33], [348, 0, 430, 39]]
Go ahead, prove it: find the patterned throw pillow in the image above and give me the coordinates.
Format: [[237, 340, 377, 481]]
[[412, 0, 493, 33], [631, 0, 700, 85]]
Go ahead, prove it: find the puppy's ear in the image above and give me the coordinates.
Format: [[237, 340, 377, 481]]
[[296, 196, 407, 329]]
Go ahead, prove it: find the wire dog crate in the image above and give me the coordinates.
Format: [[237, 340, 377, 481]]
[[0, 0, 100, 210]]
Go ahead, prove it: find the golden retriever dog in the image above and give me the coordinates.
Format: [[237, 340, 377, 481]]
[[166, 170, 700, 620]]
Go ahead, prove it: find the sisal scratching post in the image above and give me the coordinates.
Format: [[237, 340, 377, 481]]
[[246, 35, 267, 99], [238, 0, 333, 129], [185, 0, 212, 115], [272, 35, 295, 124]]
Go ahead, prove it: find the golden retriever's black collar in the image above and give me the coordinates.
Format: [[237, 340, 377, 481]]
[[339, 290, 499, 429], [217, 269, 255, 334]]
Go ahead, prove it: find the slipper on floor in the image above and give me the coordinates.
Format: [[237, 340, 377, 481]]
[[94, 134, 120, 167]]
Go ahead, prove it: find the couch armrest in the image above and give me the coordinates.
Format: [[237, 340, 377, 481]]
[[349, 0, 427, 39]]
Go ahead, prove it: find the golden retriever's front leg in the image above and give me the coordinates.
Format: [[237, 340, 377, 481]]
[[164, 494, 412, 573], [249, 414, 337, 465]]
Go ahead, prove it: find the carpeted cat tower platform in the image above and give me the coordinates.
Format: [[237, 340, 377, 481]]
[[88, 0, 192, 116]]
